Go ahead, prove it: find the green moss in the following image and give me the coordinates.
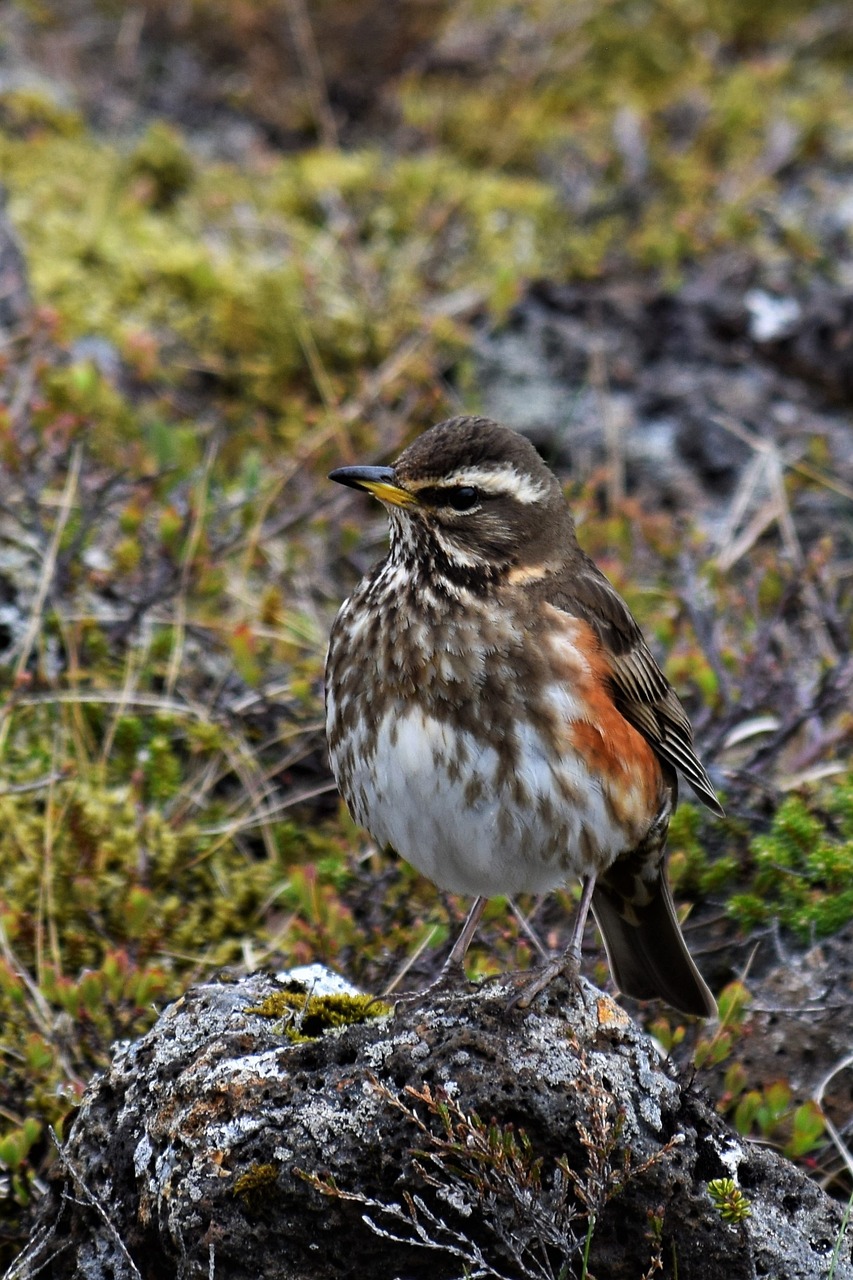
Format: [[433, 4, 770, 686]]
[[0, 87, 83, 139], [0, 776, 267, 970], [0, 678, 353, 1217], [2, 1, 852, 420], [668, 776, 853, 940], [233, 1161, 279, 1213], [246, 989, 391, 1042], [126, 122, 195, 210], [0, 133, 562, 420]]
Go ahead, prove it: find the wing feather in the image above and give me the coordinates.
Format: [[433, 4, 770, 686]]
[[549, 554, 724, 816]]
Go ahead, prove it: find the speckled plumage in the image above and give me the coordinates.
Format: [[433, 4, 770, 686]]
[[326, 416, 721, 1016]]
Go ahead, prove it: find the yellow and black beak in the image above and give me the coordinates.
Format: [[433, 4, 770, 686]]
[[328, 465, 416, 508]]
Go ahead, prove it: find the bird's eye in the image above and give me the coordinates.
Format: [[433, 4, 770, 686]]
[[448, 486, 479, 512]]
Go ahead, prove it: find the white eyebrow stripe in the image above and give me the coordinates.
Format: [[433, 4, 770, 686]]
[[415, 464, 548, 505]]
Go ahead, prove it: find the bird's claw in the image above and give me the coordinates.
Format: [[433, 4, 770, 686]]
[[506, 951, 582, 1011], [390, 962, 471, 1014]]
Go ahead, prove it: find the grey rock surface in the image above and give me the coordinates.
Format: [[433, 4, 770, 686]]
[[7, 970, 852, 1280]]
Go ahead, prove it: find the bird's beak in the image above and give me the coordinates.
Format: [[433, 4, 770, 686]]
[[328, 465, 417, 508]]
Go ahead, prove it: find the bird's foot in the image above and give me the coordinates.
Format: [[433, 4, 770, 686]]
[[390, 960, 471, 1014], [507, 947, 582, 1011]]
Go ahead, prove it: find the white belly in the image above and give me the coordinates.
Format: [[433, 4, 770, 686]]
[[330, 704, 629, 897]]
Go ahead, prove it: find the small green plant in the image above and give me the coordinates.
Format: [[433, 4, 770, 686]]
[[708, 1177, 751, 1225], [666, 802, 741, 898], [729, 1083, 825, 1161], [693, 981, 751, 1070], [728, 787, 853, 939], [126, 122, 195, 209]]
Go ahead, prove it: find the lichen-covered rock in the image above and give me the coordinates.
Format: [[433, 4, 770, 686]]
[[8, 970, 852, 1280]]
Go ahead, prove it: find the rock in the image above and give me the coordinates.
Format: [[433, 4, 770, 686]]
[[8, 970, 851, 1280]]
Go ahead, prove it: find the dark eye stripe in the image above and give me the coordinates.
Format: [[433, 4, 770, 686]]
[[418, 485, 481, 510]]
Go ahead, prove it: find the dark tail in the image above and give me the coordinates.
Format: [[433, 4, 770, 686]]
[[591, 877, 716, 1019]]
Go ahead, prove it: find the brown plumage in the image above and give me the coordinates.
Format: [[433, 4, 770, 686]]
[[326, 415, 721, 1017]]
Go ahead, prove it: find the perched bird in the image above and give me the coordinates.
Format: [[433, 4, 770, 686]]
[[325, 416, 722, 1017]]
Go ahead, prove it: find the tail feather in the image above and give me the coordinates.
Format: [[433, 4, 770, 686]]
[[591, 877, 716, 1019]]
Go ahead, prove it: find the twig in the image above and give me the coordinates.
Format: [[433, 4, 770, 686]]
[[814, 1055, 853, 1184], [589, 338, 625, 511], [0, 770, 69, 796], [383, 925, 442, 996], [284, 0, 339, 149], [0, 445, 83, 756], [48, 1129, 143, 1279], [194, 779, 338, 843], [712, 415, 841, 663], [507, 897, 552, 963], [2, 1224, 72, 1280], [165, 435, 219, 696], [828, 1191, 853, 1280], [99, 616, 155, 766]]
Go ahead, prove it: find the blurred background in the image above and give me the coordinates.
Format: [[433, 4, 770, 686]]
[[0, 0, 851, 1262]]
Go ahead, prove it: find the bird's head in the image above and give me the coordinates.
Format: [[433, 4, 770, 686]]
[[330, 416, 575, 587]]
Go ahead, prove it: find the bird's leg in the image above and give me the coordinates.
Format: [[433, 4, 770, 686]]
[[444, 894, 489, 972], [511, 875, 597, 1009], [391, 896, 488, 1009]]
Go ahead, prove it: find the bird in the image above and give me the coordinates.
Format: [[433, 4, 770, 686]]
[[325, 415, 722, 1017]]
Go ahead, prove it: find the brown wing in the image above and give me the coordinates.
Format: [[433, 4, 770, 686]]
[[549, 552, 724, 816]]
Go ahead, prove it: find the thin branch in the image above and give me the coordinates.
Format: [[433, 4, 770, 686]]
[[165, 435, 219, 696], [284, 0, 339, 148], [48, 1129, 143, 1279], [814, 1055, 853, 1184], [0, 445, 83, 755]]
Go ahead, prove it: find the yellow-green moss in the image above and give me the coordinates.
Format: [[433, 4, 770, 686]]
[[0, 132, 562, 420], [0, 87, 84, 139], [233, 1161, 280, 1213], [401, 0, 852, 272], [126, 122, 195, 210], [246, 990, 391, 1042]]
